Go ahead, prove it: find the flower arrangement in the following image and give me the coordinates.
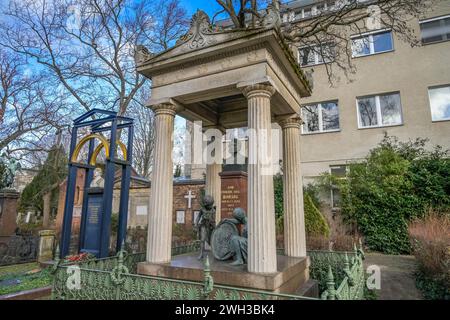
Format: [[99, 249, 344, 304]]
[[64, 252, 96, 263]]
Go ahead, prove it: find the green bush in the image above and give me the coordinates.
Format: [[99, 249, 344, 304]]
[[304, 194, 330, 237], [415, 271, 450, 300], [329, 136, 450, 254], [274, 174, 330, 237]]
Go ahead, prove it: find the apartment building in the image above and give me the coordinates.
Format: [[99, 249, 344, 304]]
[[280, 0, 450, 209], [185, 0, 450, 210]]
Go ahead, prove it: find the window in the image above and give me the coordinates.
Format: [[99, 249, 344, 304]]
[[299, 44, 335, 67], [429, 85, 450, 122], [351, 30, 394, 57], [301, 101, 340, 134], [357, 92, 403, 128], [176, 210, 185, 224], [330, 165, 347, 209], [420, 15, 450, 44]]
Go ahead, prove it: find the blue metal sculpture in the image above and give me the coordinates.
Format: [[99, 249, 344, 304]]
[[60, 109, 134, 258]]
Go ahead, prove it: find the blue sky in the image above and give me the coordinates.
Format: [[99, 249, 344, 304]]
[[182, 0, 223, 16]]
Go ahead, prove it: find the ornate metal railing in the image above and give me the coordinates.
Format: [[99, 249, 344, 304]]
[[0, 235, 39, 266], [51, 241, 366, 300], [319, 247, 366, 300]]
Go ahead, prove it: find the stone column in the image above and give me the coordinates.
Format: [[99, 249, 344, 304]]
[[243, 84, 277, 274], [42, 192, 51, 228], [206, 163, 222, 224], [146, 103, 176, 264], [280, 115, 307, 257]]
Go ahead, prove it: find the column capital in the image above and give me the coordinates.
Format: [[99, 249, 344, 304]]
[[278, 114, 303, 130], [151, 103, 178, 117], [241, 83, 276, 99]]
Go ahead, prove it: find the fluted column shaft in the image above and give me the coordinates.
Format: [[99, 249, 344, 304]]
[[280, 116, 306, 257], [243, 84, 277, 274], [206, 163, 222, 224], [147, 103, 176, 263]]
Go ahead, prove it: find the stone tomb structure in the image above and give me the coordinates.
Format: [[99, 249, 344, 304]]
[[0, 189, 19, 237], [136, 11, 312, 293]]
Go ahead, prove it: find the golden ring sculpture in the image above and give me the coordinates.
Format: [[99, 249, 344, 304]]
[[71, 134, 127, 166]]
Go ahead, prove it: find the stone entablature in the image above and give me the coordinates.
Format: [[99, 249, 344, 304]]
[[136, 10, 311, 130]]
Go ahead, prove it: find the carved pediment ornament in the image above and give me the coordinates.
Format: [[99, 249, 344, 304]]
[[177, 10, 217, 50], [134, 45, 154, 66]]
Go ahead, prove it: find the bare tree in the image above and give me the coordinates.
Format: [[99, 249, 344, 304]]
[[126, 88, 155, 179], [0, 0, 189, 117], [213, 0, 271, 27], [214, 0, 436, 83], [145, 0, 190, 51], [0, 49, 65, 158]]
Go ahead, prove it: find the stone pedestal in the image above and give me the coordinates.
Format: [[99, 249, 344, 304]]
[[138, 253, 313, 294], [220, 171, 247, 220], [38, 230, 56, 263], [0, 189, 19, 236], [146, 103, 176, 264]]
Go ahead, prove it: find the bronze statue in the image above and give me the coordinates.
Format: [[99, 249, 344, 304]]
[[226, 208, 248, 266], [0, 153, 21, 189], [195, 195, 216, 260], [211, 208, 248, 266]]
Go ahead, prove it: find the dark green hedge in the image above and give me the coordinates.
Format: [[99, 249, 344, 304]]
[[333, 136, 450, 254]]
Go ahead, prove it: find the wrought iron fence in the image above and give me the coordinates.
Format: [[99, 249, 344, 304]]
[[0, 235, 39, 266], [50, 241, 366, 300]]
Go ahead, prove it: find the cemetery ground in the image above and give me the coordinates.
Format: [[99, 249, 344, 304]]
[[0, 262, 51, 298]]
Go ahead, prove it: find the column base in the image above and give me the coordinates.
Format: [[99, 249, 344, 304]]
[[137, 253, 314, 295]]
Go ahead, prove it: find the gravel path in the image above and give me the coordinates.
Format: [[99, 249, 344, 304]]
[[364, 253, 423, 300]]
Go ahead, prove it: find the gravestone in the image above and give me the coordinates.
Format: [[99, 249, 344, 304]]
[[220, 172, 247, 219], [0, 189, 19, 237], [38, 230, 56, 263], [80, 188, 104, 256]]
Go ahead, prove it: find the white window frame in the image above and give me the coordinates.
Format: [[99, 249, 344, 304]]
[[356, 92, 404, 129], [428, 84, 450, 122], [301, 101, 340, 134], [419, 14, 450, 44], [351, 29, 394, 58]]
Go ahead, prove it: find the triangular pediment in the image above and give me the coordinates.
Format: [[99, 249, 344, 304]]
[[135, 10, 273, 68]]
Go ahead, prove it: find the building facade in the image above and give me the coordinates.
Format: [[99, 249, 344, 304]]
[[288, 0, 450, 209]]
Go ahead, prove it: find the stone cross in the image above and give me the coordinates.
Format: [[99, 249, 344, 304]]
[[184, 190, 196, 209]]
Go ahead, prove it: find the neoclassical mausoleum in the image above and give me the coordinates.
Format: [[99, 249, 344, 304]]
[[134, 10, 313, 292]]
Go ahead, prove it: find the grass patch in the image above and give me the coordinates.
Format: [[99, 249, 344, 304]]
[[0, 263, 40, 277], [0, 263, 52, 296]]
